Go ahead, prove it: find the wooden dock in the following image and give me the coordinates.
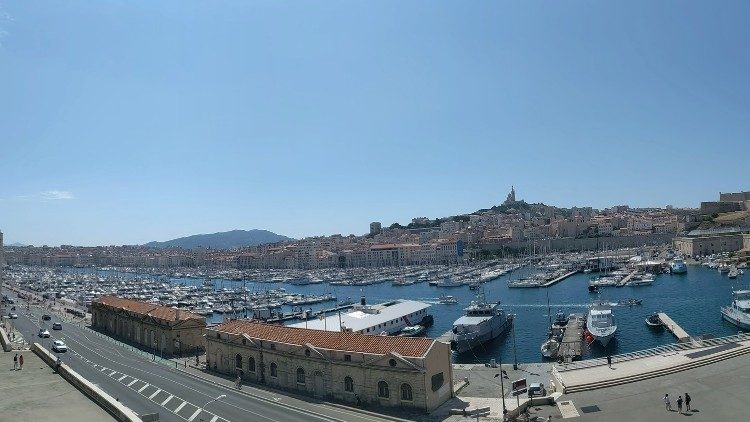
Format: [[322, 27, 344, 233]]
[[541, 270, 579, 287], [559, 314, 584, 361], [658, 312, 691, 342], [617, 270, 639, 287]]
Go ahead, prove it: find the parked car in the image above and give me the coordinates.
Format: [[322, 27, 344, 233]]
[[52, 322, 63, 330], [527, 383, 546, 398], [39, 329, 51, 338], [7, 313, 18, 319], [42, 314, 51, 321], [51, 340, 67, 353]]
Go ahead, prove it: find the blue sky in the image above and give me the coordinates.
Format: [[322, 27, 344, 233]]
[[1, 1, 748, 246]]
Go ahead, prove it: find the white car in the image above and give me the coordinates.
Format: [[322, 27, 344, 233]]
[[51, 340, 67, 353], [39, 329, 51, 338]]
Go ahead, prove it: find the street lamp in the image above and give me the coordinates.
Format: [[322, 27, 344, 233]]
[[511, 314, 518, 370], [494, 362, 507, 418]]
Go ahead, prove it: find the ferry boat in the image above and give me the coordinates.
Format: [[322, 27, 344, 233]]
[[450, 293, 513, 354], [670, 259, 687, 274], [585, 301, 617, 347], [721, 290, 750, 330]]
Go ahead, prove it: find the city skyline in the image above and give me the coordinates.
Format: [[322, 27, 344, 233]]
[[2, 1, 749, 246]]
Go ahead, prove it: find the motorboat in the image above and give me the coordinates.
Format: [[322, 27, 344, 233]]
[[585, 301, 617, 347], [398, 325, 426, 337], [721, 290, 750, 330], [617, 298, 642, 307], [645, 312, 663, 328], [435, 277, 463, 288], [729, 268, 740, 279], [670, 259, 687, 274], [450, 293, 513, 354], [439, 294, 458, 304], [541, 338, 560, 359], [552, 312, 569, 327]]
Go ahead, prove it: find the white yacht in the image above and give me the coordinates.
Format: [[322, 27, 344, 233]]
[[721, 290, 750, 330], [439, 294, 458, 304], [586, 301, 617, 347], [450, 293, 513, 354]]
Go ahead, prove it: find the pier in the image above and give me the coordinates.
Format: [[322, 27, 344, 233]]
[[617, 270, 639, 287], [541, 270, 579, 287], [559, 314, 584, 361], [658, 312, 691, 342]]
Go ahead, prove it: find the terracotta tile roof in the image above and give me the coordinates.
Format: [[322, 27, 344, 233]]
[[93, 296, 205, 323], [210, 320, 434, 357]]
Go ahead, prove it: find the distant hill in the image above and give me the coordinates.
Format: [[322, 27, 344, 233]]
[[6, 242, 28, 247], [144, 229, 293, 250]]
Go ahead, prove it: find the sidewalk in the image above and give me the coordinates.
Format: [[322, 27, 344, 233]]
[[0, 349, 114, 421]]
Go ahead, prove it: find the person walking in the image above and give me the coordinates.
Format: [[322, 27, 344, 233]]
[[18, 354, 24, 370], [685, 393, 691, 411], [663, 393, 672, 411], [13, 353, 18, 370], [236, 373, 242, 390], [677, 395, 683, 413]]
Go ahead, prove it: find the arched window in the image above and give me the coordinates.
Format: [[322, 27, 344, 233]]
[[235, 354, 243, 369], [401, 383, 413, 401], [377, 381, 389, 398], [270, 362, 278, 377], [344, 376, 354, 392], [296, 368, 306, 384], [248, 356, 256, 372]]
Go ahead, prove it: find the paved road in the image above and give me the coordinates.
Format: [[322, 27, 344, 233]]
[[8, 293, 392, 422]]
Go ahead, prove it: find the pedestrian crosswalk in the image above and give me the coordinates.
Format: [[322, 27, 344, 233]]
[[70, 350, 230, 422]]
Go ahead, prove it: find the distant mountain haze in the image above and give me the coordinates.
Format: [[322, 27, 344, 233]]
[[144, 229, 293, 250]]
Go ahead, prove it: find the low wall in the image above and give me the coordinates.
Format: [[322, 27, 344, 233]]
[[0, 326, 11, 352], [32, 343, 141, 422]]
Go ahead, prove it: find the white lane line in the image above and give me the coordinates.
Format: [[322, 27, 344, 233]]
[[138, 383, 150, 393], [174, 401, 187, 413], [187, 408, 202, 422], [100, 367, 107, 372], [148, 388, 162, 400], [161, 394, 173, 406], [118, 375, 128, 382], [109, 370, 117, 376], [209, 416, 219, 422], [127, 379, 138, 387]]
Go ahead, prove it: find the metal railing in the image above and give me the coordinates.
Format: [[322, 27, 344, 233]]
[[556, 332, 750, 372]]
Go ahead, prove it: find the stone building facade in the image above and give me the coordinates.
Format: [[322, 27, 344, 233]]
[[673, 232, 745, 257], [205, 320, 453, 412], [91, 296, 206, 356]]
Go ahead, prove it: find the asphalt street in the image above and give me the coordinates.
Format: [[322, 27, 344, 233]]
[[7, 292, 394, 422]]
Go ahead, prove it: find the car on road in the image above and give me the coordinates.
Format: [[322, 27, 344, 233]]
[[42, 314, 51, 321], [52, 322, 63, 330], [51, 340, 67, 353], [39, 329, 51, 338], [7, 313, 18, 319], [527, 383, 546, 398]]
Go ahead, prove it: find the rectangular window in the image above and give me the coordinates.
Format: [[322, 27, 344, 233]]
[[344, 354, 351, 362]]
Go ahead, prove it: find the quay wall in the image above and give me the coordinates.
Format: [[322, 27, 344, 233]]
[[0, 326, 11, 352], [479, 233, 675, 254], [32, 342, 141, 422]]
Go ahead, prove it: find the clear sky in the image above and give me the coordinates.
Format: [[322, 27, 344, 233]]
[[1, 1, 748, 246]]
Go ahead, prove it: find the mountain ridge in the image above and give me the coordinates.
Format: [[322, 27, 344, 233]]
[[144, 229, 293, 250]]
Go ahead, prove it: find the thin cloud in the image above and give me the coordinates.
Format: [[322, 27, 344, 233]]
[[11, 190, 75, 201]]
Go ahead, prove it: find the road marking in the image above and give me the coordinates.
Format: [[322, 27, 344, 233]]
[[118, 375, 128, 382], [109, 370, 117, 376], [558, 400, 581, 418], [138, 383, 150, 393], [161, 394, 173, 406], [148, 388, 162, 399], [187, 408, 202, 422], [127, 379, 138, 387], [100, 366, 107, 372], [174, 401, 187, 413], [209, 416, 219, 422]]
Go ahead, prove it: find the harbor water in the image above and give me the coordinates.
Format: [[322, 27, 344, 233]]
[[67, 265, 747, 364]]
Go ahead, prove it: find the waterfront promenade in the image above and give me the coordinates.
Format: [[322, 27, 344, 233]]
[[0, 348, 114, 421]]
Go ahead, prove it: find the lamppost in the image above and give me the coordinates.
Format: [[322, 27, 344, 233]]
[[494, 359, 507, 419], [511, 314, 518, 370]]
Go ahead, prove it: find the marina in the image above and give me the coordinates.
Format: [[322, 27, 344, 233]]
[[4, 255, 750, 364]]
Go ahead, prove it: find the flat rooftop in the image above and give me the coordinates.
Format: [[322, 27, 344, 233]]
[[288, 299, 431, 332]]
